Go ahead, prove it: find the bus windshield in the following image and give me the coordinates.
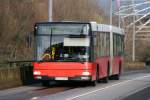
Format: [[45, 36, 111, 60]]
[[35, 23, 90, 62]]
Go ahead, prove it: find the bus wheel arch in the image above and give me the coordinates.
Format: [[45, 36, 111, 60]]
[[113, 61, 122, 80], [107, 61, 110, 76], [102, 62, 110, 83], [119, 61, 122, 75], [96, 64, 100, 82]]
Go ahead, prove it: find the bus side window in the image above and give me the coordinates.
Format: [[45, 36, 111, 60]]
[[93, 32, 97, 46], [93, 32, 98, 60]]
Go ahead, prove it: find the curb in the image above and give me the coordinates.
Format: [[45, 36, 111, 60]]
[[122, 67, 150, 76]]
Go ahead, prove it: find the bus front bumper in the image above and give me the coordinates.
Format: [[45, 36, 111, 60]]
[[34, 75, 92, 81]]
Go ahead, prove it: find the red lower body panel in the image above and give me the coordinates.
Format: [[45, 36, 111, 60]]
[[33, 62, 96, 81], [95, 56, 122, 78], [33, 56, 123, 82]]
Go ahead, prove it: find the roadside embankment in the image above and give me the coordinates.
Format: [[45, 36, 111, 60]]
[[0, 66, 35, 90], [123, 61, 146, 71], [122, 61, 150, 75]]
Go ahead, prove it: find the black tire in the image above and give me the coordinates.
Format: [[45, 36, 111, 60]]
[[103, 65, 110, 83], [96, 66, 101, 83], [111, 62, 121, 80], [113, 74, 120, 80], [113, 62, 121, 80], [90, 66, 99, 86], [41, 80, 49, 87], [91, 81, 96, 86], [103, 76, 109, 83]]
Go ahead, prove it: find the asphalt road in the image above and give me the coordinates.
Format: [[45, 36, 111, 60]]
[[0, 83, 73, 100], [123, 86, 150, 100], [0, 71, 150, 100]]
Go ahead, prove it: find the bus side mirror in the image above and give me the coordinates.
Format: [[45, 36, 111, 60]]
[[34, 26, 37, 36]]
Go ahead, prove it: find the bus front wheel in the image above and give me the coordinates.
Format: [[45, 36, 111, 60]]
[[103, 65, 110, 83], [41, 80, 49, 87], [90, 67, 99, 86], [90, 81, 96, 86]]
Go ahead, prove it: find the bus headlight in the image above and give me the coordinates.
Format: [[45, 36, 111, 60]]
[[33, 71, 41, 75], [82, 72, 90, 76]]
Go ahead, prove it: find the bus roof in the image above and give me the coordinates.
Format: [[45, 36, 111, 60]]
[[90, 22, 124, 35], [35, 21, 90, 25], [35, 21, 124, 35]]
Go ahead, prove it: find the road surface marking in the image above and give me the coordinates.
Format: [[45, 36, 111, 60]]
[[120, 84, 150, 99], [66, 74, 150, 100], [31, 96, 40, 100]]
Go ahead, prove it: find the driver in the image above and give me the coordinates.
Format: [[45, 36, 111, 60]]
[[42, 50, 51, 61]]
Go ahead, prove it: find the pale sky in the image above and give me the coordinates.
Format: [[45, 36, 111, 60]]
[[99, 0, 149, 15]]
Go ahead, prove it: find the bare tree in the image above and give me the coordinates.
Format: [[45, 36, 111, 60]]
[[0, 0, 107, 62]]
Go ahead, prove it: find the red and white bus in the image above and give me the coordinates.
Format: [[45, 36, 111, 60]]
[[33, 21, 124, 86]]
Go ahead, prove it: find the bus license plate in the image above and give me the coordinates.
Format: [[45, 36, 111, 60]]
[[55, 77, 68, 80]]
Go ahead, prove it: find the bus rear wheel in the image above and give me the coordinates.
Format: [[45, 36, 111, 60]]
[[113, 63, 121, 80], [103, 76, 109, 83], [113, 74, 120, 80]]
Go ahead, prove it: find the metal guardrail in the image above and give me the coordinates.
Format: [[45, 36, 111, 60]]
[[0, 60, 36, 67]]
